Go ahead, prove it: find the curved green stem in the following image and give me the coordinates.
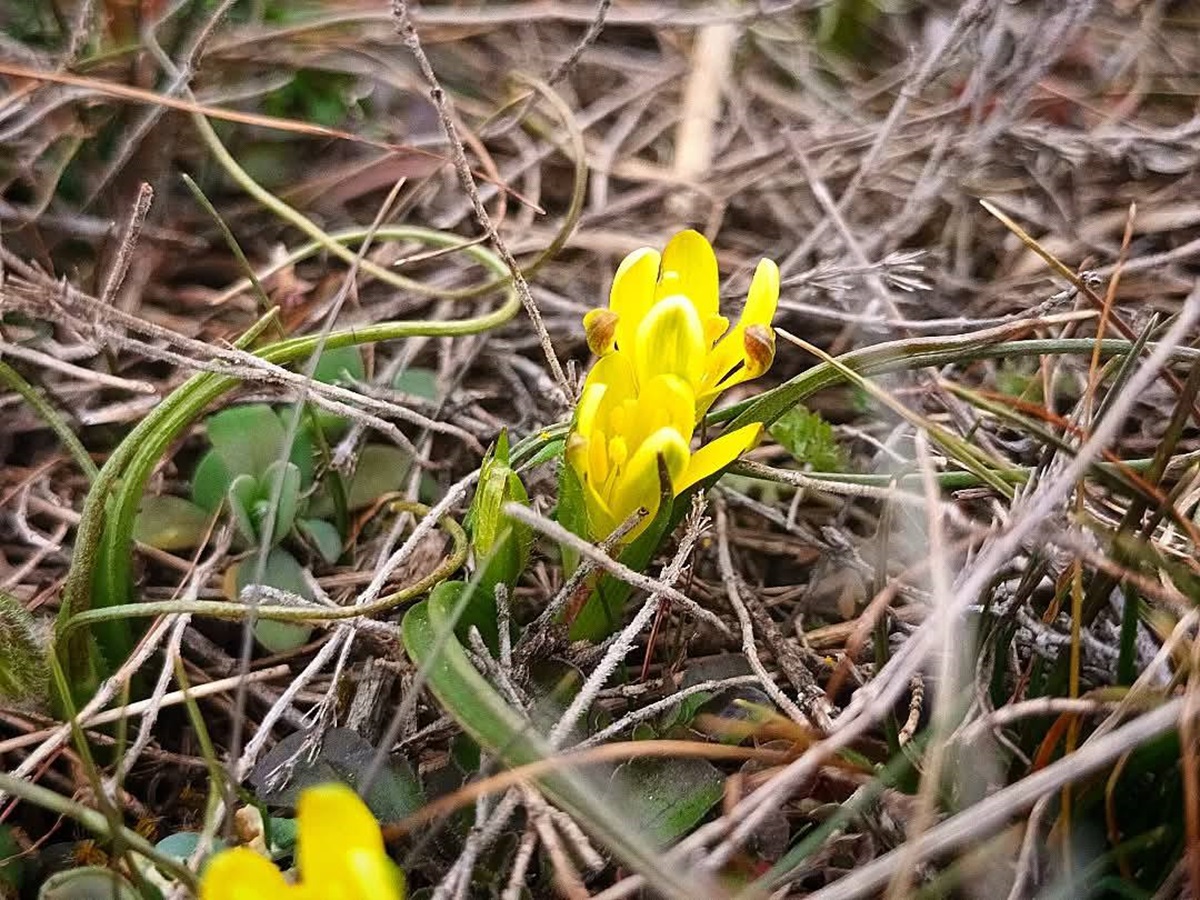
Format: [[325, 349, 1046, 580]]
[[58, 505, 465, 648], [722, 335, 1200, 430], [55, 231, 516, 696]]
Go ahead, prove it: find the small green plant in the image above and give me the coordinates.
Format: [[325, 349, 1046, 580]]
[[134, 347, 412, 653], [768, 405, 848, 472]]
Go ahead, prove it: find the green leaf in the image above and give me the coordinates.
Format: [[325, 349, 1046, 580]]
[[307, 444, 414, 518], [280, 408, 316, 487], [401, 593, 709, 896], [191, 449, 232, 513], [206, 404, 286, 479], [606, 757, 723, 844], [259, 460, 301, 545], [768, 406, 847, 472], [344, 444, 412, 510], [0, 590, 47, 704], [555, 456, 588, 576], [227, 473, 260, 545], [235, 548, 315, 653], [392, 367, 439, 400], [312, 346, 365, 385], [297, 517, 343, 565], [465, 432, 532, 647], [38, 868, 140, 900], [134, 496, 214, 551], [154, 831, 226, 867], [522, 437, 565, 469], [249, 727, 424, 822]]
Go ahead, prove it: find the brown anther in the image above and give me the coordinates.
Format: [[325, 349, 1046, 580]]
[[583, 309, 619, 356], [743, 324, 776, 377]]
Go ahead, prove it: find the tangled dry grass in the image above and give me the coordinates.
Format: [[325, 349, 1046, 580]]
[[4, 1, 1200, 897]]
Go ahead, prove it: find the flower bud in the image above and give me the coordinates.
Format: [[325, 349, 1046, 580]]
[[467, 430, 532, 589]]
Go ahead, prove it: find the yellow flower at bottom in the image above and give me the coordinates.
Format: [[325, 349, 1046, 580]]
[[200, 848, 300, 900], [199, 784, 404, 900]]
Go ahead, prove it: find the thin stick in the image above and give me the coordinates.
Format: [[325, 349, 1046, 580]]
[[392, 0, 573, 404]]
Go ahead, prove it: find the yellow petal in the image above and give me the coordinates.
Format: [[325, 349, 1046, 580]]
[[608, 427, 690, 533], [633, 374, 695, 449], [633, 295, 706, 389], [702, 258, 780, 399], [583, 476, 618, 539], [570, 382, 607, 452], [742, 258, 780, 328], [580, 352, 637, 422], [657, 230, 719, 322], [610, 247, 661, 352], [704, 314, 730, 347], [297, 784, 402, 900], [676, 423, 762, 494], [200, 847, 292, 900]]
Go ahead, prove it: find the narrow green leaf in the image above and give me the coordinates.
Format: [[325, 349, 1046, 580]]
[[227, 474, 260, 545], [260, 460, 301, 545], [401, 595, 712, 897]]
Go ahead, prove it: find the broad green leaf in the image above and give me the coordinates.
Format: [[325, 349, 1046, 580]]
[[297, 517, 342, 565], [38, 868, 139, 900], [768, 406, 846, 472], [606, 758, 723, 844], [134, 495, 214, 551], [0, 590, 47, 703], [312, 346, 365, 385], [206, 404, 286, 479], [154, 831, 226, 865], [249, 727, 424, 822], [235, 548, 314, 653], [191, 449, 232, 513], [279, 408, 315, 487], [345, 444, 412, 510], [392, 367, 439, 400]]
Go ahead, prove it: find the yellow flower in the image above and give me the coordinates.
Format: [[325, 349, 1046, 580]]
[[567, 351, 761, 541], [199, 783, 404, 900], [583, 229, 780, 418]]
